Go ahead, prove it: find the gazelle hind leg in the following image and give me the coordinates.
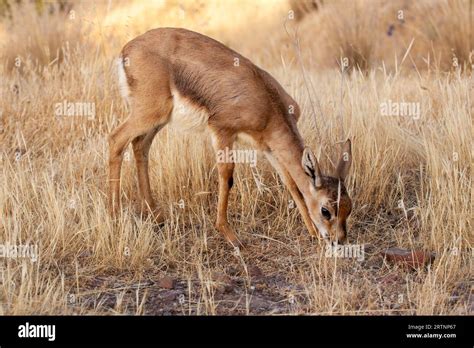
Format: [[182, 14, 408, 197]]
[[108, 119, 147, 216], [131, 125, 166, 223], [108, 99, 172, 216], [210, 131, 243, 248]]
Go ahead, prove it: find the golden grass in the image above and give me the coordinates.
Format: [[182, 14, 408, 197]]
[[0, 0, 472, 314]]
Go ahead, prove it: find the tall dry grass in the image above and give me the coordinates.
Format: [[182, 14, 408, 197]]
[[0, 0, 472, 314], [292, 0, 473, 72]]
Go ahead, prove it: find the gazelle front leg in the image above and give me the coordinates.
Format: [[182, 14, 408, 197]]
[[265, 152, 319, 237], [211, 132, 243, 248]]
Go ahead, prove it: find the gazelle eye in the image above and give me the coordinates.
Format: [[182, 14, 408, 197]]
[[321, 207, 331, 220]]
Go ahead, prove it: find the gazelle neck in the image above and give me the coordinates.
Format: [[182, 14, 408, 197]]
[[261, 121, 319, 237], [264, 122, 312, 202]]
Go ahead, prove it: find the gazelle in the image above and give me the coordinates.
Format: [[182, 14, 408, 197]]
[[109, 28, 353, 247]]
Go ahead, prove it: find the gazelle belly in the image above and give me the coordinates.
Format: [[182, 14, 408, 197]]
[[168, 90, 209, 132]]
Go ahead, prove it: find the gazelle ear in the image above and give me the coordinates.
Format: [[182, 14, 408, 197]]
[[302, 147, 322, 188], [335, 139, 352, 180]]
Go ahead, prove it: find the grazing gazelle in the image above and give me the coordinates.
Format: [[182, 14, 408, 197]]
[[109, 28, 353, 247]]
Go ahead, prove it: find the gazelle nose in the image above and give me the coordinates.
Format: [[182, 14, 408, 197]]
[[337, 235, 347, 245], [336, 224, 347, 244]]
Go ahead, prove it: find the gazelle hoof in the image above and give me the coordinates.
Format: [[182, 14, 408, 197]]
[[136, 203, 166, 225], [229, 237, 246, 251], [151, 210, 167, 226]]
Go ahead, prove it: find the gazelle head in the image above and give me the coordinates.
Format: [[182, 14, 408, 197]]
[[301, 140, 353, 245]]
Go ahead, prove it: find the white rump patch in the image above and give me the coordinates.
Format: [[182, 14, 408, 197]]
[[168, 89, 209, 132], [116, 57, 130, 100]]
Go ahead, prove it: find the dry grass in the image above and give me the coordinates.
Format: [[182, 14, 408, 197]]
[[0, 0, 472, 315]]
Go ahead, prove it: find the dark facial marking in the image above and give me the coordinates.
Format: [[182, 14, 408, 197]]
[[320, 176, 351, 218]]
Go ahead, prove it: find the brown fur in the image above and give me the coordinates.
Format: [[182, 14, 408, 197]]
[[108, 28, 352, 247]]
